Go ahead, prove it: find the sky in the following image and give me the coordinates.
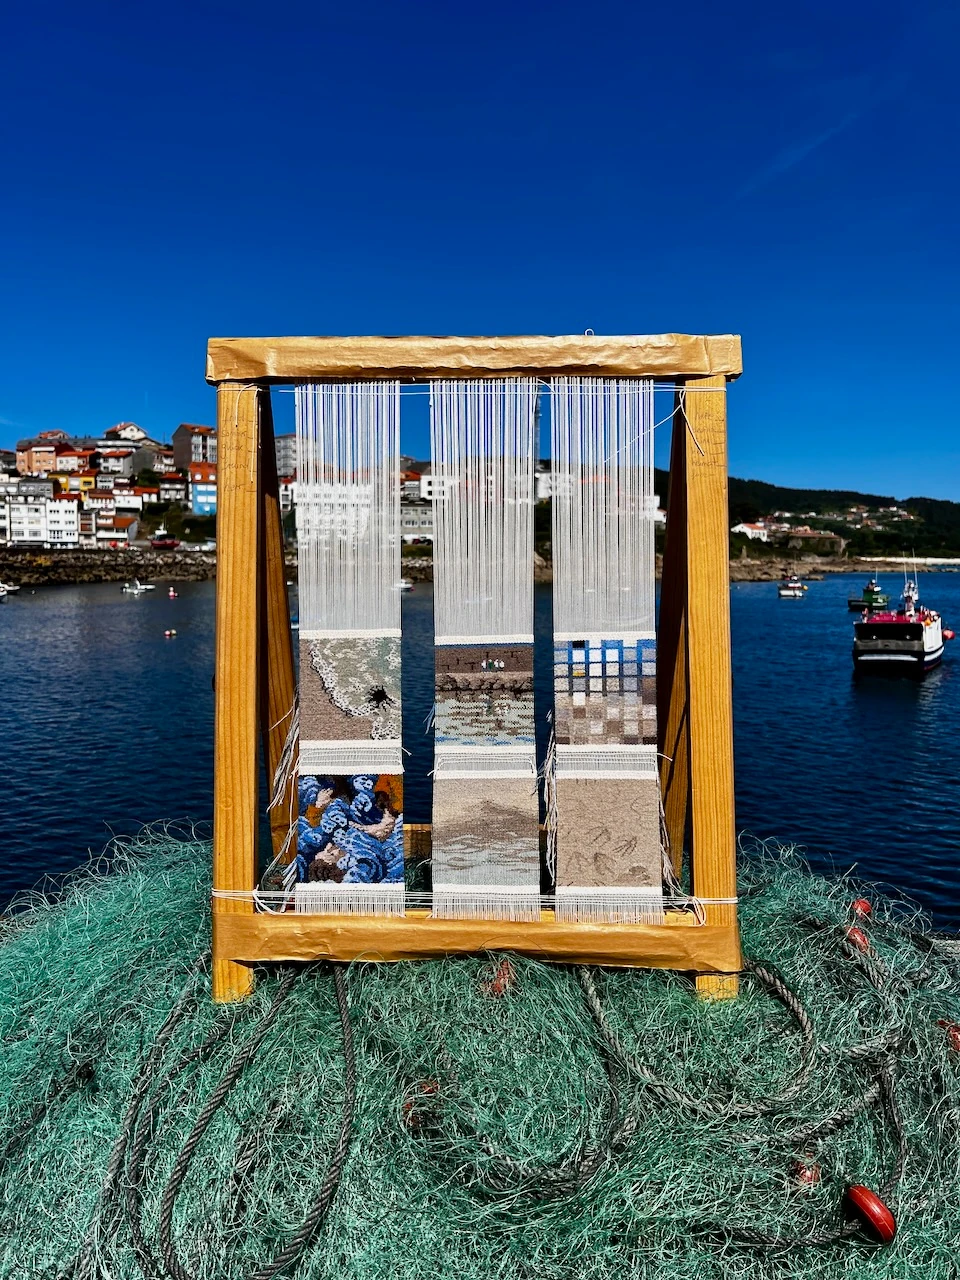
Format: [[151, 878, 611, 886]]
[[1, 0, 958, 497]]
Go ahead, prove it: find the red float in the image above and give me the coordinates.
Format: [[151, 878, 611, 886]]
[[845, 1185, 896, 1243], [938, 1020, 960, 1052], [481, 957, 517, 997], [851, 898, 872, 919], [791, 1158, 821, 1189], [845, 926, 871, 954]]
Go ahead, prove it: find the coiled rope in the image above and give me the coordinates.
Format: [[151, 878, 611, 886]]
[[63, 960, 356, 1280], [406, 917, 931, 1249], [157, 964, 355, 1280]]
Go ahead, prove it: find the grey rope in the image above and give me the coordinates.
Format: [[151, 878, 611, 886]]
[[63, 954, 209, 1280], [578, 957, 819, 1120], [158, 965, 356, 1280]]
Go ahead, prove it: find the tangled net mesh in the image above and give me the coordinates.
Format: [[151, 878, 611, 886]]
[[1, 827, 959, 1280]]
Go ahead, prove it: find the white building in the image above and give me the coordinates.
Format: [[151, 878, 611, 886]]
[[400, 501, 434, 542], [731, 522, 769, 542], [279, 477, 297, 513], [3, 493, 80, 546], [46, 496, 81, 546], [275, 433, 297, 476]]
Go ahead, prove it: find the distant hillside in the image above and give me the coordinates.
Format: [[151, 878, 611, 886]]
[[653, 469, 960, 557]]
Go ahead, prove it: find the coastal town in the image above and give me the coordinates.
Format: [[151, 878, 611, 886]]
[[2, 424, 667, 552], [3, 423, 957, 589]]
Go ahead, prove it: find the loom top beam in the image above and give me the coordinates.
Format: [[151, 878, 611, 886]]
[[205, 333, 742, 385]]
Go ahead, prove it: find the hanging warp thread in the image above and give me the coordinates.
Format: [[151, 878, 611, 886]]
[[293, 382, 405, 915], [550, 377, 663, 923], [430, 378, 541, 920]]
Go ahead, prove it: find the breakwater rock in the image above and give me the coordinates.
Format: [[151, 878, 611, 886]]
[[0, 548, 216, 588]]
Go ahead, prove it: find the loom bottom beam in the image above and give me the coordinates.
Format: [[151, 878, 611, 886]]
[[213, 910, 741, 971]]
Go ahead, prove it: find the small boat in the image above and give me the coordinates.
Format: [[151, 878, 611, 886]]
[[395, 578, 414, 592], [853, 578, 951, 675], [122, 578, 156, 595], [847, 576, 889, 612], [0, 580, 20, 593], [151, 524, 181, 550], [777, 574, 807, 598]]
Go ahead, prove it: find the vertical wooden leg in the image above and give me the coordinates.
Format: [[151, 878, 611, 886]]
[[212, 384, 261, 1003], [658, 393, 690, 879], [258, 390, 297, 858], [682, 377, 740, 1000]]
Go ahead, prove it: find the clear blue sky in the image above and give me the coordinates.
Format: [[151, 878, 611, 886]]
[[1, 1, 957, 497]]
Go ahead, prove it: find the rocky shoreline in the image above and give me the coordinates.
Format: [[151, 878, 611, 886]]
[[2, 549, 952, 590], [0, 548, 216, 587]]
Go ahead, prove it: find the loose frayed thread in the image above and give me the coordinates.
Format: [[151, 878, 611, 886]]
[[555, 888, 665, 925], [293, 884, 406, 917], [431, 886, 542, 923]]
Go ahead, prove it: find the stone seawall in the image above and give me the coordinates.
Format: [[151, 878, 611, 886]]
[[0, 548, 217, 587]]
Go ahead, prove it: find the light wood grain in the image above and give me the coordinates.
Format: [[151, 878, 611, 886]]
[[212, 385, 261, 1003], [658, 390, 690, 877], [681, 377, 741, 998], [214, 911, 741, 971], [258, 390, 297, 861], [206, 333, 743, 384]]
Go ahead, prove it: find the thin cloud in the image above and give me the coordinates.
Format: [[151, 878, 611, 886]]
[[738, 107, 865, 198], [736, 62, 910, 200]]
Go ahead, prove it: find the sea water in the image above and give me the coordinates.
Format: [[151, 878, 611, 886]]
[[1, 574, 958, 926]]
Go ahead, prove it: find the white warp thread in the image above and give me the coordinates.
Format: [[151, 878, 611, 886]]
[[295, 381, 401, 633], [430, 377, 537, 643], [551, 377, 655, 636]]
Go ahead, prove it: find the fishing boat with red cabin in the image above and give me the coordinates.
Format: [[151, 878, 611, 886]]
[[852, 576, 954, 675]]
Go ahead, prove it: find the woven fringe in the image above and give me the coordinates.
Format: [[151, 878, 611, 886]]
[[431, 885, 541, 923], [294, 883, 406, 916], [554, 888, 665, 925]]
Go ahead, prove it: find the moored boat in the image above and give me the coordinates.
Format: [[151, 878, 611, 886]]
[[847, 576, 889, 612], [853, 579, 950, 674], [151, 524, 181, 550], [777, 573, 807, 598]]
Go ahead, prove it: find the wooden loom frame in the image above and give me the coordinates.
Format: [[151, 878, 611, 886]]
[[206, 334, 743, 1003]]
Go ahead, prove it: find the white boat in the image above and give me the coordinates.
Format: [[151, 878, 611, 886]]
[[853, 575, 953, 675], [122, 578, 156, 595], [777, 574, 807, 598], [0, 580, 19, 593], [395, 578, 414, 592]]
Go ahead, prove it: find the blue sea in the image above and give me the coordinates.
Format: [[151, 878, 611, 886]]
[[2, 573, 958, 926]]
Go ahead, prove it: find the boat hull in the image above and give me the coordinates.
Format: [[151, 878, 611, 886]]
[[853, 618, 944, 675]]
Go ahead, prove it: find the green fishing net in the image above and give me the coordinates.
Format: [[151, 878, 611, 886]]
[[0, 827, 958, 1279]]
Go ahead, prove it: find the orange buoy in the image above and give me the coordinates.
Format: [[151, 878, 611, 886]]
[[851, 898, 872, 920], [845, 926, 871, 954], [845, 1184, 896, 1243]]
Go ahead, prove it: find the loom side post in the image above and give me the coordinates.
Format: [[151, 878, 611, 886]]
[[682, 375, 741, 1000], [259, 389, 297, 859], [658, 393, 690, 879], [212, 383, 261, 1004]]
